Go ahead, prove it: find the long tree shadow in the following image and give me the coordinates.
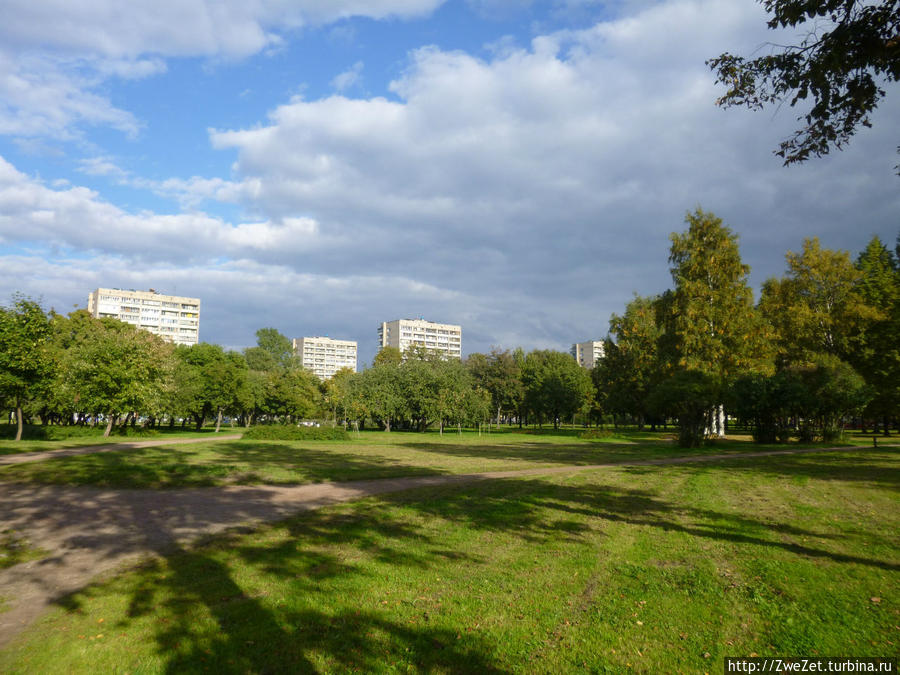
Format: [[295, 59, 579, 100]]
[[0, 441, 448, 489], [12, 450, 898, 670], [622, 447, 900, 489]]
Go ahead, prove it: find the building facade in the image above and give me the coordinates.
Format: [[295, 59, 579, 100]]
[[87, 288, 200, 346], [378, 319, 462, 359], [292, 336, 358, 380], [571, 339, 604, 370]]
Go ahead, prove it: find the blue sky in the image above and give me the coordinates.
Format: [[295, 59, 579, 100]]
[[1, 0, 898, 366]]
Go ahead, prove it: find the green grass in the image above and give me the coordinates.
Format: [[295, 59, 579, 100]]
[[0, 448, 896, 672], [0, 530, 47, 571], [0, 428, 869, 489], [0, 426, 235, 456]]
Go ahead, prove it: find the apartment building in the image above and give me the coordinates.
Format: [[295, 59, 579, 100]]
[[292, 336, 358, 380], [378, 318, 462, 359], [87, 288, 200, 346], [571, 339, 604, 370]]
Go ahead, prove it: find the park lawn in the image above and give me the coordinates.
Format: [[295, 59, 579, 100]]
[[0, 430, 867, 489], [0, 448, 896, 673], [0, 427, 228, 456]]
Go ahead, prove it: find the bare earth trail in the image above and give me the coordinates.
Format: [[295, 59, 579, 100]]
[[0, 444, 883, 648]]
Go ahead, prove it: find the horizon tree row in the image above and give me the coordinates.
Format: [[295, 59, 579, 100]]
[[2, 212, 896, 444], [595, 210, 899, 446]]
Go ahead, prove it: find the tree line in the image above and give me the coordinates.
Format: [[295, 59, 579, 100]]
[[595, 209, 899, 446], [2, 208, 897, 445], [0, 302, 595, 440]]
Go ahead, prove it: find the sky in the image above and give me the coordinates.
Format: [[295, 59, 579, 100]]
[[1, 0, 898, 367]]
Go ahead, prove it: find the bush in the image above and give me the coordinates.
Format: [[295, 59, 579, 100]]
[[243, 425, 350, 441]]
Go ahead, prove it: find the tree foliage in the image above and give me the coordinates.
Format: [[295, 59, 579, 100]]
[[708, 0, 900, 170], [597, 295, 662, 427], [760, 236, 881, 364], [0, 295, 52, 440]]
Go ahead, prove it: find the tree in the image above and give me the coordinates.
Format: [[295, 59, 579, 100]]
[[172, 343, 248, 431], [356, 363, 405, 431], [708, 0, 900, 171], [666, 209, 774, 440], [648, 369, 720, 447], [466, 348, 523, 425], [253, 328, 294, 369], [0, 295, 52, 440], [65, 318, 173, 437], [760, 237, 881, 364], [373, 346, 403, 367], [263, 367, 321, 422], [597, 295, 663, 428], [323, 367, 356, 426], [852, 235, 900, 430], [521, 350, 593, 430]]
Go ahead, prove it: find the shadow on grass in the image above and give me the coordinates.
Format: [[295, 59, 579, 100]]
[[34, 452, 898, 671], [0, 442, 447, 489], [622, 448, 900, 488]]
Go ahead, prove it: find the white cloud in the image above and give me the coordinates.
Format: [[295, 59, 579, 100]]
[[331, 61, 364, 93], [0, 155, 325, 261], [0, 52, 140, 139], [0, 0, 447, 141], [0, 1, 447, 60], [3, 0, 898, 358]]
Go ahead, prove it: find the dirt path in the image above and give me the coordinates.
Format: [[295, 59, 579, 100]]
[[0, 434, 243, 467], [0, 444, 881, 647]]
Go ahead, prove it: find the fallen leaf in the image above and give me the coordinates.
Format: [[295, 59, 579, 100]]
[[871, 597, 881, 604]]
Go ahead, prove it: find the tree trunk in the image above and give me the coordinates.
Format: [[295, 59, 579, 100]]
[[215, 407, 222, 433], [14, 401, 24, 441], [384, 418, 391, 432], [103, 415, 114, 438]]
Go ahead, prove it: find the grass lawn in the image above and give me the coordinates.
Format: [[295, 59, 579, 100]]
[[1, 447, 897, 673], [0, 425, 230, 456], [0, 428, 873, 489]]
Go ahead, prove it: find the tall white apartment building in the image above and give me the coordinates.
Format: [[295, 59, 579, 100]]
[[571, 339, 604, 370], [378, 318, 462, 359], [87, 288, 200, 346], [292, 336, 358, 380]]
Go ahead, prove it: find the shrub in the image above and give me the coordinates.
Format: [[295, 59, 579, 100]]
[[243, 425, 350, 441]]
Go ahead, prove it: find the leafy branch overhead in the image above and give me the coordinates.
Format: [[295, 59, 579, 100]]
[[707, 0, 899, 169]]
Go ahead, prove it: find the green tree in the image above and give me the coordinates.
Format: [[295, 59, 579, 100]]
[[263, 367, 321, 422], [466, 348, 523, 425], [373, 346, 403, 367], [0, 295, 52, 440], [597, 295, 663, 428], [521, 350, 593, 430], [666, 209, 774, 441], [760, 237, 881, 364], [253, 327, 295, 369], [708, 0, 900, 171], [173, 343, 248, 431], [852, 235, 900, 431], [357, 363, 405, 431], [65, 318, 174, 437], [323, 367, 357, 426], [648, 369, 720, 448]]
